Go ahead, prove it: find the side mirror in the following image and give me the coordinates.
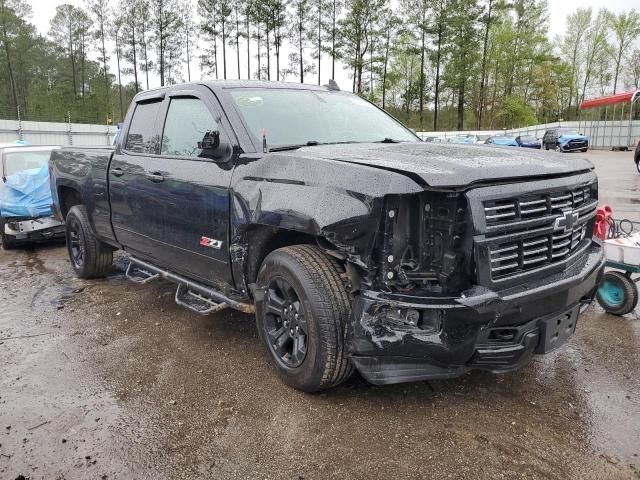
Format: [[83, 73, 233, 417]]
[[198, 130, 232, 162], [198, 130, 220, 150]]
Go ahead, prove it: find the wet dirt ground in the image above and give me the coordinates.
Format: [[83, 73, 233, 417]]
[[1, 150, 639, 480]]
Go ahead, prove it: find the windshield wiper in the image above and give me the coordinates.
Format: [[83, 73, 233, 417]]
[[268, 141, 321, 152], [376, 138, 405, 143]]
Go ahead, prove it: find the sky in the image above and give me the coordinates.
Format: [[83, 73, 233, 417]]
[[26, 0, 640, 92]]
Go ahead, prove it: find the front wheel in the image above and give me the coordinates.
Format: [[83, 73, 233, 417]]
[[596, 271, 638, 316], [256, 245, 354, 392], [555, 143, 562, 152], [635, 160, 640, 174], [65, 205, 113, 278], [0, 218, 18, 250]]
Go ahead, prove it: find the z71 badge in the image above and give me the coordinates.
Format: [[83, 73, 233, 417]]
[[199, 236, 223, 249]]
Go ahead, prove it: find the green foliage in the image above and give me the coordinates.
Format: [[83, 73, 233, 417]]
[[495, 95, 537, 128], [0, 0, 639, 131]]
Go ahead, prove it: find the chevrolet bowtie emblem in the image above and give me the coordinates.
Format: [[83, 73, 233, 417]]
[[554, 210, 579, 233]]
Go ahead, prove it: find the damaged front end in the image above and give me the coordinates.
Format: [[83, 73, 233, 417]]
[[346, 175, 605, 385]]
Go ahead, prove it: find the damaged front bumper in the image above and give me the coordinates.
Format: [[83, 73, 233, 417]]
[[347, 241, 605, 385], [3, 216, 65, 241]]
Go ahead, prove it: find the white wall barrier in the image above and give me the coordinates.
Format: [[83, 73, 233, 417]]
[[0, 119, 116, 146], [417, 120, 640, 149]]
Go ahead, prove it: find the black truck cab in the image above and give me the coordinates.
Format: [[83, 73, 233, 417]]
[[49, 81, 605, 392]]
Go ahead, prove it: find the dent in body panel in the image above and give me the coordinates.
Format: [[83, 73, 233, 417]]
[[228, 152, 425, 293]]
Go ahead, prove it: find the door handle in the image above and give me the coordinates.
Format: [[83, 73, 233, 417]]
[[111, 167, 124, 177], [147, 172, 164, 183]]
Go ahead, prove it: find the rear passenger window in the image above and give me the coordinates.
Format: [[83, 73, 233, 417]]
[[125, 101, 162, 153], [161, 98, 220, 157]]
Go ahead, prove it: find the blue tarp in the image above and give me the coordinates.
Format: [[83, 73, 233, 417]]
[[490, 137, 519, 146], [0, 163, 53, 218], [557, 134, 588, 147]]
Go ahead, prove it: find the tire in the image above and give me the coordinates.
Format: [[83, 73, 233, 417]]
[[635, 159, 640, 174], [65, 205, 113, 279], [0, 218, 18, 250], [544, 143, 550, 151], [596, 271, 638, 316], [256, 244, 354, 392], [580, 148, 588, 153], [555, 143, 561, 152]]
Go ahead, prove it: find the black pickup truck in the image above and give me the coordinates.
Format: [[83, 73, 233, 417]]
[[50, 80, 605, 392]]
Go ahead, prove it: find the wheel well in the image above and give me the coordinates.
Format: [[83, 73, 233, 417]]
[[243, 225, 322, 287], [58, 187, 82, 219]]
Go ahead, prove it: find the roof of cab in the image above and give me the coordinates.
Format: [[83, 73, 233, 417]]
[[202, 79, 331, 91], [136, 79, 334, 98]]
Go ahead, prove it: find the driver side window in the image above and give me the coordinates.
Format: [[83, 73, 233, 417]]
[[161, 98, 221, 158]]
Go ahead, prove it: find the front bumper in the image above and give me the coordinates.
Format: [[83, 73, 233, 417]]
[[4, 216, 65, 241], [347, 241, 605, 385], [560, 140, 588, 152]]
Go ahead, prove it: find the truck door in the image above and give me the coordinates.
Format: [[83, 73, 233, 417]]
[[109, 87, 235, 287]]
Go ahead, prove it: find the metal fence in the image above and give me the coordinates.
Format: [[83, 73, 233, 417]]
[[417, 120, 640, 149], [0, 119, 116, 146]]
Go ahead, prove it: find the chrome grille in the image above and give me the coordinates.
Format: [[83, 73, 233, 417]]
[[482, 183, 597, 280], [490, 223, 589, 278], [484, 185, 593, 232]]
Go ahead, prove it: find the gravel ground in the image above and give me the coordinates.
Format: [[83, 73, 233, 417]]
[[0, 149, 639, 480]]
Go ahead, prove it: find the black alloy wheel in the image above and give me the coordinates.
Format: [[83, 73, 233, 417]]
[[67, 215, 85, 270], [264, 277, 308, 368]]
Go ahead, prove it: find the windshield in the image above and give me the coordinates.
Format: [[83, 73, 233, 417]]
[[559, 129, 579, 136], [230, 88, 418, 147], [4, 150, 52, 177], [520, 136, 538, 142]]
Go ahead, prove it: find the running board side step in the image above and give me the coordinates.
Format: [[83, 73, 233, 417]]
[[125, 262, 161, 284], [175, 285, 228, 315], [126, 257, 255, 315]]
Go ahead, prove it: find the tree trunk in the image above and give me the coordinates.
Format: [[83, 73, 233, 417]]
[[317, 1, 321, 85], [266, 23, 271, 80], [478, 0, 492, 129], [235, 7, 240, 79], [457, 77, 465, 130], [299, 4, 303, 83], [257, 29, 262, 79], [142, 19, 150, 89], [331, 0, 336, 79], [433, 22, 443, 131], [100, 22, 110, 113], [132, 23, 139, 91], [382, 24, 390, 109], [115, 30, 124, 119], [1, 22, 19, 113], [419, 7, 425, 128], [246, 14, 250, 79], [69, 22, 77, 95], [185, 27, 191, 82], [613, 45, 623, 94], [222, 19, 227, 79]]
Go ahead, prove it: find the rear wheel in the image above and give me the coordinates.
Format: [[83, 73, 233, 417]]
[[580, 148, 588, 153], [0, 218, 18, 250], [635, 159, 640, 174], [256, 245, 353, 392], [65, 205, 113, 278], [597, 271, 638, 316]]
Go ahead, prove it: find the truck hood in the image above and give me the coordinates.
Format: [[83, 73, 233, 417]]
[[291, 142, 594, 188]]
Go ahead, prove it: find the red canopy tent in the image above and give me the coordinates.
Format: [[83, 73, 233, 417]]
[[579, 90, 640, 110], [578, 90, 640, 150]]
